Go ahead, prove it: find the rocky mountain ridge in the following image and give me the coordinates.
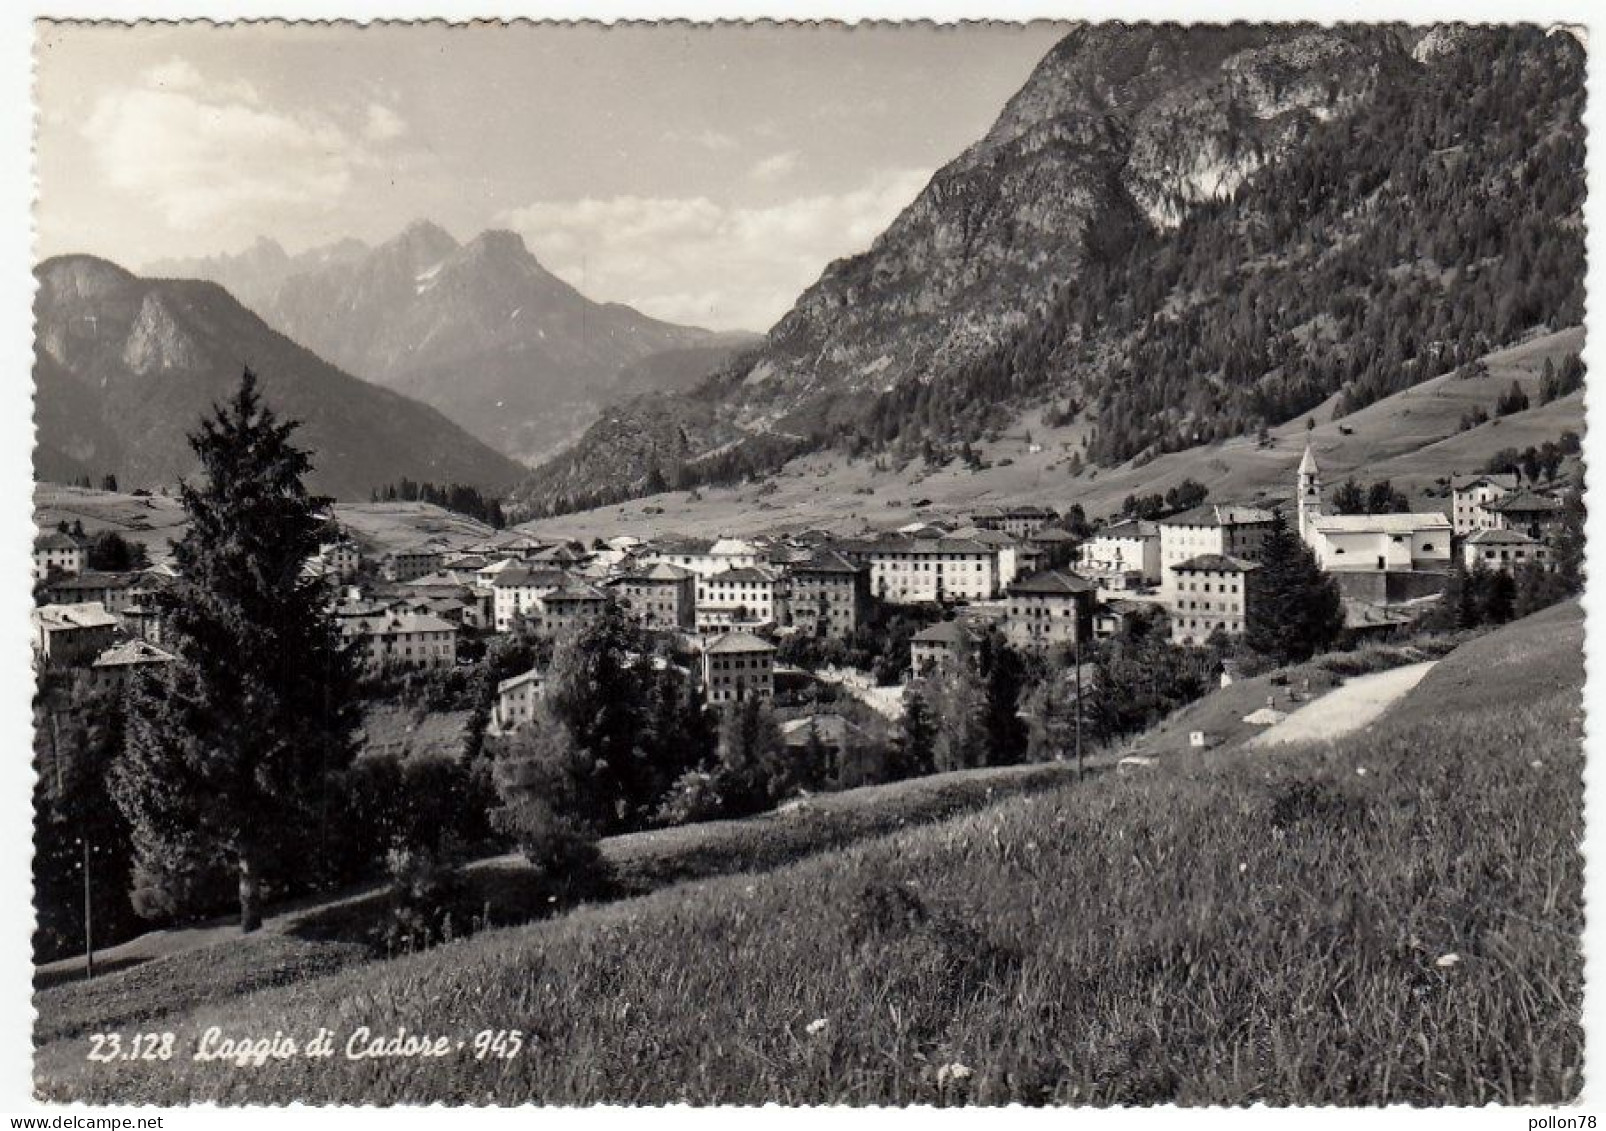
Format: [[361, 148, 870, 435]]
[[33, 255, 528, 500]]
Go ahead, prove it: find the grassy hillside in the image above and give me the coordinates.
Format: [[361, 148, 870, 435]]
[[36, 603, 1582, 1104], [518, 327, 1583, 541], [32, 484, 501, 562]]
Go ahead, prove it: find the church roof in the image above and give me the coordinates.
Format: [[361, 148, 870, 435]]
[[1299, 444, 1319, 476], [1311, 512, 1451, 534]]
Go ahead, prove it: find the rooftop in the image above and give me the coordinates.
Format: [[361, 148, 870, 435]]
[[1170, 554, 1260, 574], [1160, 504, 1275, 528], [34, 602, 120, 630], [705, 631, 777, 655], [911, 620, 971, 645], [1483, 490, 1564, 514], [92, 639, 177, 669], [1311, 512, 1451, 534], [1009, 568, 1097, 596]]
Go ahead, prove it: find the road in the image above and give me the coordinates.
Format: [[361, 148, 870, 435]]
[[1247, 661, 1438, 748]]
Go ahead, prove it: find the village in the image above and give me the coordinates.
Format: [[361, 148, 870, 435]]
[[31, 444, 1575, 745]]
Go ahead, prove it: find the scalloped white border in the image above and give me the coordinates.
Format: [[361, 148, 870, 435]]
[[3, 5, 1600, 1125]]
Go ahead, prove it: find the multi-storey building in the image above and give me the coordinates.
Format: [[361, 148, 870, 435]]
[[342, 609, 459, 671], [614, 562, 698, 632], [1483, 490, 1566, 542], [833, 536, 1000, 604], [1003, 568, 1096, 652], [701, 631, 776, 704], [32, 603, 120, 667], [382, 549, 445, 583], [968, 504, 1059, 538], [696, 566, 781, 633], [89, 639, 177, 693], [489, 566, 571, 632], [33, 531, 87, 581], [1076, 519, 1161, 590], [646, 536, 766, 577], [1158, 505, 1275, 604], [786, 551, 871, 640], [42, 570, 141, 614], [539, 582, 611, 637], [1450, 473, 1519, 535], [1168, 555, 1260, 646], [1461, 528, 1551, 573], [492, 667, 544, 734], [908, 620, 971, 673]]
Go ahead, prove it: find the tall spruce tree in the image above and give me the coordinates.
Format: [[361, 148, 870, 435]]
[[1244, 508, 1345, 665], [114, 372, 359, 932]]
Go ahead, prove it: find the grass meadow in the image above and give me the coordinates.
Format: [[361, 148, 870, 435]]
[[36, 602, 1584, 1105]]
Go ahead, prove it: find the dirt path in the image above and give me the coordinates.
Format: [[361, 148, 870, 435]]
[[1248, 661, 1438, 748]]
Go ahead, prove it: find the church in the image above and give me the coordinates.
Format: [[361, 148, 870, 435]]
[[1295, 446, 1452, 574]]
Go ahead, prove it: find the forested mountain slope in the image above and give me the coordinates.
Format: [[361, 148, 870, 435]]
[[512, 24, 1584, 520]]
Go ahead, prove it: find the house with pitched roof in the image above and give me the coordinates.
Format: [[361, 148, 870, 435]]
[[32, 603, 120, 667], [538, 582, 611, 637], [33, 530, 86, 581], [786, 550, 871, 640], [1450, 472, 1519, 535], [1168, 554, 1261, 645], [909, 619, 972, 674], [1158, 504, 1275, 604], [1461, 527, 1551, 573], [90, 639, 177, 692], [1003, 568, 1097, 651], [1482, 490, 1566, 541], [701, 631, 777, 704], [614, 562, 697, 632], [1077, 518, 1161, 590], [697, 566, 781, 633], [491, 666, 545, 734]]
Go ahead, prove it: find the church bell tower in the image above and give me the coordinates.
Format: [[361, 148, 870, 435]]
[[1297, 444, 1322, 544]]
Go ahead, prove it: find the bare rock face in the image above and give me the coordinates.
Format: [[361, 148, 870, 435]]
[[122, 293, 207, 376]]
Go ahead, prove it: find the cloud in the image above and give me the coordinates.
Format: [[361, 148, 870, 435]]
[[499, 167, 931, 331], [666, 127, 740, 152], [748, 151, 800, 182], [79, 63, 389, 239], [363, 102, 407, 143]]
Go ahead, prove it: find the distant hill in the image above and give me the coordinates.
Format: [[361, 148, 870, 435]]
[[33, 255, 528, 501], [209, 222, 748, 465], [147, 235, 370, 318], [513, 24, 1585, 519]]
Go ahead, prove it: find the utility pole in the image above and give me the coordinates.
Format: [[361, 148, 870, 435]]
[[1073, 633, 1084, 782], [81, 838, 94, 980]]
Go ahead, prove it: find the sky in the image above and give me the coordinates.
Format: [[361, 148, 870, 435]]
[[34, 21, 1067, 331]]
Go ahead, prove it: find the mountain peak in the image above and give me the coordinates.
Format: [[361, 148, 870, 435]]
[[385, 219, 460, 261]]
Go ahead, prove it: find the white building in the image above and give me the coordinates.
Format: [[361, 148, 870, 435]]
[[834, 535, 1000, 604], [1296, 446, 1451, 572], [489, 566, 571, 632], [492, 667, 544, 734], [647, 536, 766, 577], [33, 531, 87, 581], [1158, 505, 1275, 604], [1450, 473, 1519, 535], [696, 566, 780, 633], [1076, 519, 1161, 591], [1461, 528, 1551, 573]]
